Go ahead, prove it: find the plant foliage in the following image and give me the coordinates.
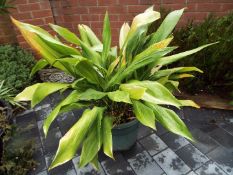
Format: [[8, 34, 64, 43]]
[[0, 0, 14, 14], [173, 13, 233, 95], [12, 7, 215, 170], [0, 45, 35, 93]]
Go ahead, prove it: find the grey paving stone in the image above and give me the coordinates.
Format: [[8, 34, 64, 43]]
[[155, 123, 168, 136], [209, 128, 233, 150], [127, 150, 164, 175], [186, 171, 197, 175], [153, 148, 191, 175], [73, 156, 105, 175], [176, 144, 209, 170], [45, 154, 75, 175], [56, 111, 77, 135], [38, 120, 62, 155], [195, 161, 227, 175], [35, 105, 53, 121], [139, 133, 167, 156], [137, 124, 154, 140], [189, 129, 218, 154], [207, 146, 233, 175], [123, 142, 164, 175], [161, 132, 189, 151], [101, 152, 135, 175], [223, 124, 233, 136], [36, 170, 49, 175]]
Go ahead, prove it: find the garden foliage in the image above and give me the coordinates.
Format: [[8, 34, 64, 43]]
[[173, 13, 233, 95], [0, 45, 35, 92]]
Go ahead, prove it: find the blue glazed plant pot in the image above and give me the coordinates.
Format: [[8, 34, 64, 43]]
[[112, 119, 139, 151]]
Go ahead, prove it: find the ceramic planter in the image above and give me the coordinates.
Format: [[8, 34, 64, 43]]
[[112, 119, 139, 151]]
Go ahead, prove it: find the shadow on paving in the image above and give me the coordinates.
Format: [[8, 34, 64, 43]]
[[14, 93, 233, 175]]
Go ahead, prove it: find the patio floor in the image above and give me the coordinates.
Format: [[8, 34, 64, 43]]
[[14, 92, 233, 175]]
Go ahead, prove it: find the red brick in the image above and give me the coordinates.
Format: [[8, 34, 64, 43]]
[[139, 0, 160, 5], [118, 0, 139, 5], [39, 2, 51, 10], [163, 0, 186, 3], [127, 5, 148, 13], [12, 12, 32, 20], [32, 10, 53, 18], [221, 3, 233, 11], [44, 17, 55, 24], [108, 6, 127, 13], [88, 7, 108, 14], [18, 3, 41, 12], [14, 0, 27, 5], [78, 0, 97, 6], [81, 14, 99, 21], [196, 3, 222, 12], [26, 18, 45, 25], [91, 21, 104, 28], [161, 4, 186, 11], [183, 12, 209, 21], [98, 0, 118, 6]]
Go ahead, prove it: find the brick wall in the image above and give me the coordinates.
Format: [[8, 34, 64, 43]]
[[0, 15, 17, 44], [50, 0, 233, 46], [9, 0, 55, 49], [1, 0, 233, 47]]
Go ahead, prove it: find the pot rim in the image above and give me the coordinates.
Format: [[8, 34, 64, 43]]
[[113, 119, 139, 130]]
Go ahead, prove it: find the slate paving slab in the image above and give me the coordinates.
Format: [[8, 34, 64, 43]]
[[13, 92, 233, 175], [189, 129, 219, 154], [176, 144, 209, 170], [195, 161, 227, 175], [139, 133, 167, 156], [123, 143, 164, 175], [160, 132, 189, 151], [153, 148, 191, 175], [207, 146, 233, 175]]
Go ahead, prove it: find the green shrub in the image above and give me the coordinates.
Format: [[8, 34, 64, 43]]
[[0, 45, 35, 92], [173, 13, 233, 95]]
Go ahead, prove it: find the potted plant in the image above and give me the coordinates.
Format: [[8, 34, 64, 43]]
[[12, 7, 216, 170]]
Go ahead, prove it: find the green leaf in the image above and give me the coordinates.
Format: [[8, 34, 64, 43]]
[[82, 25, 102, 46], [78, 24, 91, 46], [120, 83, 147, 100], [59, 103, 86, 114], [147, 103, 194, 141], [130, 81, 182, 107], [56, 57, 82, 77], [75, 60, 105, 87], [90, 154, 99, 170], [102, 116, 113, 159], [107, 47, 175, 89], [119, 23, 130, 49], [49, 107, 104, 170], [11, 18, 67, 71], [148, 8, 185, 46], [130, 7, 160, 32], [78, 89, 106, 101], [102, 12, 111, 66], [79, 108, 104, 167], [132, 100, 155, 129], [154, 43, 218, 66], [31, 82, 70, 107], [30, 59, 48, 77], [14, 83, 40, 102], [179, 100, 200, 108], [151, 67, 202, 79], [108, 90, 132, 104], [43, 90, 79, 136], [49, 24, 81, 45]]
